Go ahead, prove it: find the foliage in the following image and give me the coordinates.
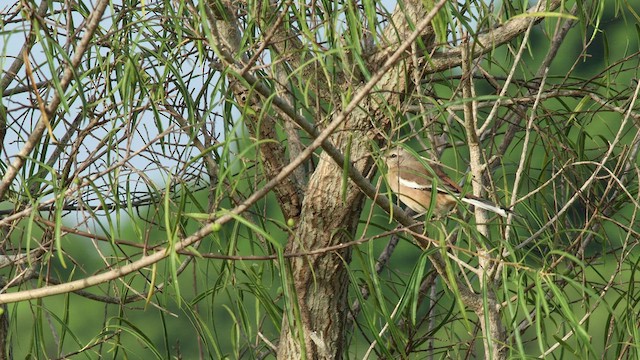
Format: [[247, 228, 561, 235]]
[[0, 0, 639, 358]]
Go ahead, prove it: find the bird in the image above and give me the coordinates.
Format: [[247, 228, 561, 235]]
[[383, 147, 509, 218]]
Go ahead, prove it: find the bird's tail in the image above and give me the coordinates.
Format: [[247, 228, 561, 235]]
[[461, 198, 510, 218]]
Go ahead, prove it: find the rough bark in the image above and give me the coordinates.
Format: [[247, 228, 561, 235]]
[[276, 146, 369, 358]]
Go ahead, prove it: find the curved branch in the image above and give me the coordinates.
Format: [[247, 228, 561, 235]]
[[425, 0, 563, 73]]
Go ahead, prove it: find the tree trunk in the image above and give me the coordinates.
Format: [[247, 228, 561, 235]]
[[276, 148, 368, 358]]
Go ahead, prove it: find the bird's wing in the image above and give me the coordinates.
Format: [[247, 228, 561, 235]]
[[396, 166, 459, 195]]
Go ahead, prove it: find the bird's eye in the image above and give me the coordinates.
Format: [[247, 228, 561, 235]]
[[388, 153, 397, 159]]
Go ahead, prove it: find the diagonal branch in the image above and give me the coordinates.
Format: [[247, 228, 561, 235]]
[[0, 0, 111, 201], [205, 1, 303, 219]]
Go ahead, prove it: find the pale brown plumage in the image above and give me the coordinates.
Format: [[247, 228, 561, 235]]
[[383, 147, 508, 217]]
